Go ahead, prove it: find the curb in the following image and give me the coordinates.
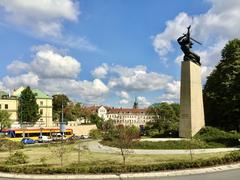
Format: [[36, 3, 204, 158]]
[[0, 163, 240, 179]]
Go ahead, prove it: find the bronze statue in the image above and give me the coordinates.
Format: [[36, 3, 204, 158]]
[[177, 26, 201, 66]]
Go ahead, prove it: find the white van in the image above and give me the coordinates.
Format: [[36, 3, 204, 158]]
[[38, 136, 52, 143]]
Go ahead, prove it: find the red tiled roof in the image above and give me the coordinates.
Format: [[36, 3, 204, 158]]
[[108, 108, 147, 114]]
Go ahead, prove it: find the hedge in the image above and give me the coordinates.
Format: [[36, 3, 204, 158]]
[[0, 151, 240, 174]]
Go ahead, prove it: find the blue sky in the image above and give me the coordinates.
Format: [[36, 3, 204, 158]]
[[0, 0, 239, 107]]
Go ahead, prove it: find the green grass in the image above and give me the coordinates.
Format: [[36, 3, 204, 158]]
[[0, 140, 231, 167], [102, 127, 240, 150]]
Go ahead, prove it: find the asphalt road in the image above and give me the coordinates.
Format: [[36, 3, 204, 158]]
[[0, 168, 240, 180]]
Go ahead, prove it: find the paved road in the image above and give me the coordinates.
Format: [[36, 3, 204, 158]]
[[82, 140, 240, 154], [124, 168, 240, 180], [0, 168, 240, 180]]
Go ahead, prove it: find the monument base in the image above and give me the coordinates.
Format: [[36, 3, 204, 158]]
[[179, 61, 205, 138]]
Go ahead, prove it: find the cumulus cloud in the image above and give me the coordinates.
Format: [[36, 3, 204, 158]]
[[0, 0, 79, 37], [119, 99, 129, 105], [117, 91, 129, 100], [108, 65, 172, 91], [91, 63, 109, 79], [153, 0, 240, 65], [0, 1, 99, 51], [159, 80, 180, 102], [137, 96, 151, 107], [6, 60, 30, 74], [2, 72, 39, 89], [39, 78, 109, 103], [1, 44, 109, 103], [31, 49, 81, 79]]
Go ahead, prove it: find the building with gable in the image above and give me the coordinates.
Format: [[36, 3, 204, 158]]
[[0, 87, 53, 128]]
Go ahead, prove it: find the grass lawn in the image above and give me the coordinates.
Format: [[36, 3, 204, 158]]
[[0, 140, 231, 167]]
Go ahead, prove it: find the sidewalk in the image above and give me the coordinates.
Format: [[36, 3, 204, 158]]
[[0, 163, 240, 179], [84, 141, 240, 155]]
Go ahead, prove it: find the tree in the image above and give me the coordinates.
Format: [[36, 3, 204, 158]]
[[147, 102, 179, 135], [0, 110, 11, 130], [18, 86, 40, 125], [52, 94, 70, 121], [203, 39, 240, 131], [89, 114, 104, 129], [113, 125, 139, 166]]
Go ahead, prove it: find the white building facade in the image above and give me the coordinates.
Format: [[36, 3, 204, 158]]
[[96, 106, 153, 127]]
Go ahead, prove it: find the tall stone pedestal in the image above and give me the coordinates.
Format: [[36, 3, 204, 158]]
[[179, 61, 205, 138]]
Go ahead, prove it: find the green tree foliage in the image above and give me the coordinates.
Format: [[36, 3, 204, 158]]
[[102, 119, 116, 140], [89, 114, 104, 129], [18, 86, 40, 125], [146, 102, 179, 135], [203, 39, 240, 131], [0, 110, 11, 130], [52, 94, 70, 121]]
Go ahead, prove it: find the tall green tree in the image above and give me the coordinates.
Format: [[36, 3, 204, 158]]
[[52, 94, 70, 121], [147, 102, 179, 134], [203, 39, 240, 131], [0, 110, 11, 130], [18, 86, 40, 125]]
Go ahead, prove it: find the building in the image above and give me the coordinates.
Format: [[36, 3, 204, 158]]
[[0, 87, 53, 128], [88, 105, 154, 127], [12, 87, 53, 127], [0, 91, 18, 124]]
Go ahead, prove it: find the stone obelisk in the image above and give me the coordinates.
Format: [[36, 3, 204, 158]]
[[177, 26, 205, 138], [179, 60, 205, 137]]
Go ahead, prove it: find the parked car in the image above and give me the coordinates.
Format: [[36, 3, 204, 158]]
[[52, 133, 66, 141], [38, 136, 52, 143], [21, 138, 35, 144]]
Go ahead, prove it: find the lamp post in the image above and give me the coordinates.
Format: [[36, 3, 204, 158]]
[[60, 95, 65, 138]]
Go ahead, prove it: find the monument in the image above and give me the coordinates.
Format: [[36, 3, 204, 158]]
[[177, 26, 205, 138]]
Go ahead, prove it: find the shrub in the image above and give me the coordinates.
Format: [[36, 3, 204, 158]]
[[146, 129, 159, 137], [89, 129, 102, 139], [0, 140, 23, 152], [5, 151, 28, 165], [195, 126, 240, 147]]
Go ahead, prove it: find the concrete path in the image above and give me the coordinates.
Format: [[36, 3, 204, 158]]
[[82, 140, 240, 154]]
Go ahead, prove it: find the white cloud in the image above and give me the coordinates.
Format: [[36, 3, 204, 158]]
[[39, 78, 109, 103], [159, 80, 180, 102], [2, 44, 109, 103], [137, 96, 151, 107], [0, 1, 99, 51], [0, 0, 79, 37], [153, 12, 191, 59], [117, 91, 129, 100], [153, 0, 240, 65], [91, 63, 109, 79], [31, 49, 81, 79], [119, 99, 129, 105], [6, 60, 30, 74], [2, 72, 39, 89], [108, 65, 172, 91]]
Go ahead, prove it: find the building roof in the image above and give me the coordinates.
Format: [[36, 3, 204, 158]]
[[108, 108, 147, 114], [32, 89, 52, 99], [0, 90, 8, 99], [13, 87, 52, 99], [84, 105, 149, 114]]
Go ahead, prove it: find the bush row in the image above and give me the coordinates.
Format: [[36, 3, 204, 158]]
[[0, 150, 240, 174]]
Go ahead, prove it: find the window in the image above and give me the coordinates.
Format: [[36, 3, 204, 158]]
[[40, 109, 43, 115], [40, 101, 43, 106], [5, 104, 8, 109]]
